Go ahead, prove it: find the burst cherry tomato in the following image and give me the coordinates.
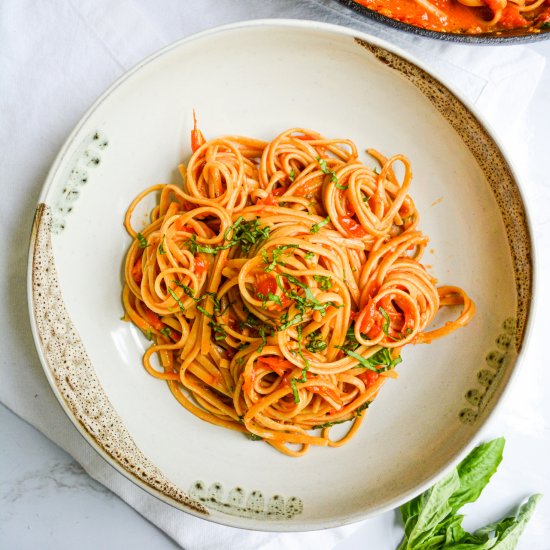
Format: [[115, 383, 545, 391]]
[[256, 275, 277, 299], [257, 194, 278, 206], [339, 217, 367, 238], [131, 259, 143, 284], [194, 254, 209, 275], [359, 370, 379, 387], [143, 306, 164, 331]]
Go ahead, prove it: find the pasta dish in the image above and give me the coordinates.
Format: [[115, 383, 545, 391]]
[[122, 121, 475, 457], [352, 0, 550, 33]]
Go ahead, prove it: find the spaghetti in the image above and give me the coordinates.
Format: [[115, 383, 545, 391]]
[[122, 124, 475, 457]]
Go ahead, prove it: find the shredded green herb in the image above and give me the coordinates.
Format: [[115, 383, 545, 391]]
[[225, 216, 271, 255], [257, 291, 283, 309], [239, 312, 275, 352], [313, 274, 333, 291], [290, 378, 300, 404], [313, 401, 371, 429], [208, 321, 227, 341], [335, 324, 360, 353], [186, 217, 270, 255], [379, 306, 391, 335], [289, 169, 296, 182], [196, 305, 212, 318], [355, 400, 371, 416], [158, 234, 167, 255], [310, 215, 330, 234], [304, 251, 315, 261], [167, 287, 186, 313], [316, 156, 338, 183], [173, 280, 198, 301], [347, 347, 402, 372], [262, 244, 299, 272], [279, 313, 303, 331], [137, 232, 149, 249], [305, 330, 327, 353], [160, 326, 171, 338]]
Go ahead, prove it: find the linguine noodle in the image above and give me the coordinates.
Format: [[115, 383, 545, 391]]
[[122, 123, 475, 457]]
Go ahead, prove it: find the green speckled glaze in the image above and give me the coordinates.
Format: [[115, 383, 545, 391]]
[[51, 131, 108, 233], [459, 318, 517, 425], [189, 480, 303, 520]]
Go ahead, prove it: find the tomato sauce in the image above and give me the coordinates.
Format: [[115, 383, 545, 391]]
[[354, 0, 550, 33]]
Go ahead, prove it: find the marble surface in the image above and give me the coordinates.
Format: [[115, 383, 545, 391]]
[[1, 21, 549, 550]]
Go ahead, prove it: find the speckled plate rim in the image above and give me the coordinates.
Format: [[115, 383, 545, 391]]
[[27, 19, 537, 531], [332, 0, 550, 43]]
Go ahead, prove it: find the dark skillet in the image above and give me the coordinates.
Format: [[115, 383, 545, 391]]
[[334, 0, 550, 43]]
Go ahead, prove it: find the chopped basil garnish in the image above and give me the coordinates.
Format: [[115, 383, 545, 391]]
[[355, 400, 371, 416], [289, 169, 296, 182], [313, 401, 371, 429], [313, 274, 332, 290], [196, 305, 212, 318], [305, 330, 327, 353], [262, 244, 299, 272], [347, 347, 402, 372], [186, 217, 270, 255], [379, 306, 391, 335], [137, 232, 149, 249], [316, 156, 338, 183], [167, 287, 186, 313], [160, 326, 171, 338], [208, 321, 227, 341], [310, 215, 330, 234], [290, 378, 300, 403], [158, 234, 167, 255]]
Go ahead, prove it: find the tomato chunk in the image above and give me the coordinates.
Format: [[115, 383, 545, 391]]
[[143, 306, 164, 331], [359, 370, 379, 387], [257, 356, 293, 376], [194, 254, 209, 275], [256, 274, 277, 299], [339, 216, 367, 238], [131, 259, 143, 284]]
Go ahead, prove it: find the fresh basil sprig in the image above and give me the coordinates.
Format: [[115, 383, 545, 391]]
[[397, 438, 541, 549]]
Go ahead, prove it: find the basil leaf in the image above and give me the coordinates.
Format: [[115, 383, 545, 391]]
[[347, 349, 379, 372], [485, 494, 542, 550], [405, 468, 461, 549], [398, 438, 540, 550], [448, 437, 505, 514]]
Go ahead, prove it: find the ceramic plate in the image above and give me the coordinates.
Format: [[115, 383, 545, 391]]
[[28, 20, 534, 531]]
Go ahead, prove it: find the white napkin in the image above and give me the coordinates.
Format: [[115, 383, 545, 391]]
[[0, 0, 545, 549]]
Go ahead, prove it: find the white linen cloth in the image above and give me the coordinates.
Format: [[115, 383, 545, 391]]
[[0, 1, 546, 549]]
